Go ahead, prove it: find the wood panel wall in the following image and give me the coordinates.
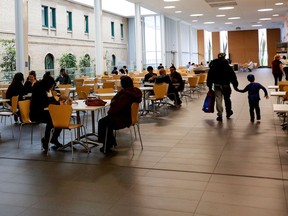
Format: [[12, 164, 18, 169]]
[[212, 32, 220, 59], [197, 30, 204, 64], [267, 29, 281, 67]]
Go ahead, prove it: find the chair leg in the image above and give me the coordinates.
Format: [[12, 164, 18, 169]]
[[48, 128, 55, 155], [129, 127, 134, 155], [70, 130, 74, 159], [136, 124, 143, 149], [10, 116, 14, 138], [17, 124, 23, 148], [104, 126, 108, 153]]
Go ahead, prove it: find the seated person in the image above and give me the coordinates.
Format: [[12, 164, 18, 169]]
[[30, 75, 63, 152], [157, 63, 164, 70], [55, 68, 71, 85], [144, 66, 157, 83], [119, 65, 128, 75], [155, 68, 182, 107], [98, 76, 142, 153], [247, 60, 254, 72], [111, 67, 118, 75], [24, 70, 38, 93], [169, 66, 184, 106]]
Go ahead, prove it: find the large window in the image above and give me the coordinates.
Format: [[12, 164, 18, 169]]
[[67, 11, 72, 31], [120, 24, 124, 39], [84, 15, 89, 33], [50, 7, 56, 29], [220, 31, 228, 57], [204, 30, 213, 62], [111, 22, 115, 38], [41, 5, 48, 27], [45, 53, 54, 70], [258, 29, 268, 66]]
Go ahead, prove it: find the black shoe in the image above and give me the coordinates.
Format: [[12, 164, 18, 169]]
[[50, 140, 63, 148], [226, 110, 233, 119], [41, 138, 48, 151], [257, 116, 261, 121], [250, 119, 255, 123], [216, 116, 223, 122]]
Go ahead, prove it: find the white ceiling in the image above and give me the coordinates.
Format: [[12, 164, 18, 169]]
[[126, 0, 288, 32]]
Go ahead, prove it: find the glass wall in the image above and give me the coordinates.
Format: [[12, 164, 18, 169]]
[[258, 28, 268, 66], [204, 30, 213, 63], [220, 31, 228, 57]]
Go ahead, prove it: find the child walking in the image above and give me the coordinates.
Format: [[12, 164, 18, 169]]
[[236, 74, 269, 122]]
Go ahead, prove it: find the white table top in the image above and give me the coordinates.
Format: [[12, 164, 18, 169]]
[[270, 91, 285, 96], [139, 86, 153, 91], [0, 88, 8, 91], [72, 100, 110, 111], [55, 87, 76, 91], [0, 98, 10, 103], [273, 104, 288, 112], [94, 93, 117, 97], [268, 85, 279, 90]]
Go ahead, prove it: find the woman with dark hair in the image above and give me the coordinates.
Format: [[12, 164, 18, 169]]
[[98, 76, 142, 153], [272, 54, 285, 85], [24, 70, 38, 93], [30, 75, 62, 152]]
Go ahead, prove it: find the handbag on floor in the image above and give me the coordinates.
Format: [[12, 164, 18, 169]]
[[202, 90, 215, 113]]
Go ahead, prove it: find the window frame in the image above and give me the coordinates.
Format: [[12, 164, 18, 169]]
[[42, 5, 48, 28], [50, 7, 56, 29], [120, 23, 124, 39], [67, 11, 73, 32], [111, 21, 115, 38], [84, 15, 89, 34]]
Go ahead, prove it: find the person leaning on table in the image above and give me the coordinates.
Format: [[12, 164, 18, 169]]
[[97, 76, 142, 153], [30, 75, 63, 153]]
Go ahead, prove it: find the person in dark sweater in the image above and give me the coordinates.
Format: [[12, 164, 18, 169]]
[[24, 70, 38, 93], [236, 74, 269, 122]]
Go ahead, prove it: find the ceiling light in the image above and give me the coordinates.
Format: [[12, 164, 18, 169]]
[[204, 22, 215, 24], [273, 14, 279, 16], [219, 6, 234, 10], [257, 8, 273, 12], [225, 22, 233, 24], [190, 14, 203, 17], [175, 11, 182, 13], [216, 15, 226, 17], [275, 2, 284, 5], [252, 24, 262, 27], [163, 0, 180, 2], [164, 6, 175, 9], [259, 18, 272, 20], [228, 17, 240, 20]]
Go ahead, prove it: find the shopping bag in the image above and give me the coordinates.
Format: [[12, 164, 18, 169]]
[[85, 97, 107, 106], [202, 90, 215, 113]]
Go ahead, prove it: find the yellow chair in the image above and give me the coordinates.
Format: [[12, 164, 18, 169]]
[[76, 86, 93, 99], [96, 88, 115, 100], [73, 78, 84, 87], [147, 83, 169, 117], [103, 82, 115, 89], [198, 73, 207, 89], [83, 80, 95, 85], [0, 95, 19, 138], [112, 74, 121, 79], [187, 76, 200, 97], [58, 84, 72, 89], [48, 104, 86, 158], [104, 102, 143, 154], [17, 100, 39, 148]]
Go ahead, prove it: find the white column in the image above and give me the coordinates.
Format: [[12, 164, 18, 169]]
[[176, 20, 181, 67], [134, 3, 142, 72], [160, 14, 166, 68], [189, 25, 193, 62], [15, 0, 28, 76], [94, 0, 103, 76], [283, 16, 288, 42]]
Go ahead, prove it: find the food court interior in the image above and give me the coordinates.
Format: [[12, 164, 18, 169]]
[[0, 68, 288, 216]]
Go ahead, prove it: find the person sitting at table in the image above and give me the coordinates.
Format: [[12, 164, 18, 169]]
[[144, 66, 157, 83], [157, 63, 164, 70], [30, 75, 63, 153], [98, 76, 142, 153], [55, 68, 71, 85], [155, 68, 182, 108], [169, 66, 184, 107], [24, 70, 38, 93], [119, 65, 128, 75], [111, 66, 118, 75], [6, 72, 26, 122], [247, 60, 254, 72]]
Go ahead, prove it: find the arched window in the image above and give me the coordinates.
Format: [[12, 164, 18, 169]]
[[45, 53, 54, 70], [112, 54, 116, 67]]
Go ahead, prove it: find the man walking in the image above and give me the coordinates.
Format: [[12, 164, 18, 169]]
[[207, 53, 238, 121]]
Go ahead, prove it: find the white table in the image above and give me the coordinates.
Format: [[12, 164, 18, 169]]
[[273, 104, 288, 113], [94, 93, 117, 97], [268, 85, 279, 90], [270, 91, 285, 103]]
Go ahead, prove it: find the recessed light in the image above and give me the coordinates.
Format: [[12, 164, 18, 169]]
[[252, 24, 262, 27], [192, 20, 198, 22], [219, 6, 234, 10], [225, 22, 233, 24], [273, 14, 279, 16], [275, 2, 284, 5], [258, 8, 273, 12], [204, 22, 215, 24], [175, 11, 182, 13], [190, 14, 203, 17], [216, 15, 226, 17], [259, 18, 272, 20], [163, 0, 180, 2], [164, 6, 175, 9], [228, 17, 240, 20]]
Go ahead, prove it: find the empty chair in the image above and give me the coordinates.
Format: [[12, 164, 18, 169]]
[[73, 78, 84, 87], [76, 86, 93, 99], [58, 84, 73, 89], [198, 73, 207, 89], [17, 100, 39, 148], [147, 83, 169, 117], [103, 82, 115, 89], [96, 88, 115, 100], [187, 76, 200, 97]]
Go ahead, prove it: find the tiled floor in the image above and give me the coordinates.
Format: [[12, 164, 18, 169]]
[[0, 68, 288, 215]]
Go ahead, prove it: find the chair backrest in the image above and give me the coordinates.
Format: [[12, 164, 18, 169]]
[[11, 95, 19, 113], [73, 78, 84, 87], [283, 86, 288, 92], [112, 74, 121, 79], [48, 104, 72, 129], [278, 81, 288, 91], [198, 73, 207, 84], [83, 80, 94, 85], [97, 88, 114, 99], [18, 100, 31, 123], [188, 76, 200, 87], [76, 86, 92, 99], [103, 82, 115, 89], [58, 84, 72, 89], [153, 83, 168, 99], [131, 102, 140, 125], [60, 88, 70, 98]]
